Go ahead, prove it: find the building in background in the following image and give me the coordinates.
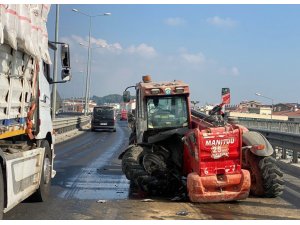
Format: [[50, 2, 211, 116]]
[[61, 98, 96, 113], [120, 99, 136, 113], [273, 103, 299, 112]]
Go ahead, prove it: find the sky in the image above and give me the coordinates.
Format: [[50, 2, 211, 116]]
[[46, 3, 300, 105]]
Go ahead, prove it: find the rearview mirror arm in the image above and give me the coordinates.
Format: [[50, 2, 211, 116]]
[[125, 85, 136, 91], [49, 80, 67, 84]]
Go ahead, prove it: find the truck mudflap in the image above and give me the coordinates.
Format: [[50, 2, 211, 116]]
[[187, 169, 251, 202]]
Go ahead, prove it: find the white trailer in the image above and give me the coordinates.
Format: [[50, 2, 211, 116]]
[[0, 4, 71, 218]]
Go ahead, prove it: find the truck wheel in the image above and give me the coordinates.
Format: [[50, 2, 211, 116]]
[[0, 166, 4, 219], [30, 140, 52, 202], [246, 150, 284, 197]]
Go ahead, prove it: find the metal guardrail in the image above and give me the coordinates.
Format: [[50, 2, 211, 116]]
[[237, 118, 300, 134], [53, 116, 90, 134], [244, 128, 300, 164], [235, 118, 300, 163], [52, 114, 299, 163]]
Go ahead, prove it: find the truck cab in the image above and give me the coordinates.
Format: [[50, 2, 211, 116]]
[[0, 4, 71, 219]]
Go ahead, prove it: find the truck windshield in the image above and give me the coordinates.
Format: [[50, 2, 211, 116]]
[[146, 96, 188, 129], [94, 108, 114, 119]]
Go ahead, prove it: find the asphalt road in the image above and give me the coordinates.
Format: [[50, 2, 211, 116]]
[[3, 121, 300, 220]]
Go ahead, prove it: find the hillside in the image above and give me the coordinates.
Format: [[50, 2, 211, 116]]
[[92, 94, 135, 105]]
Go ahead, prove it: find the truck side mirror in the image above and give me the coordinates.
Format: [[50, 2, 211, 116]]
[[61, 69, 72, 81], [123, 91, 131, 103], [61, 44, 70, 68]]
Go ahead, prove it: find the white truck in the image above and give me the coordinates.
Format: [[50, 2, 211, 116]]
[[0, 4, 71, 218]]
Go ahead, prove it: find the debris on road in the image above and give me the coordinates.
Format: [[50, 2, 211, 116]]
[[141, 199, 154, 202], [176, 210, 189, 216], [96, 200, 107, 203]]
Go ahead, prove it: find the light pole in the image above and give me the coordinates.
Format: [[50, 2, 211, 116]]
[[72, 8, 111, 115], [79, 42, 105, 107], [73, 70, 84, 111], [255, 92, 274, 119]]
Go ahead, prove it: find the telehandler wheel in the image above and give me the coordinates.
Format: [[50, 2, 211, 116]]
[[259, 156, 284, 197], [122, 145, 169, 195], [30, 140, 52, 202], [0, 166, 4, 219], [122, 146, 144, 180], [246, 150, 284, 197]]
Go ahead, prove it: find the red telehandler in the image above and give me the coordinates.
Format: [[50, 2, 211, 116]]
[[119, 75, 284, 202]]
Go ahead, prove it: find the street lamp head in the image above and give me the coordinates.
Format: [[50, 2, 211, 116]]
[[104, 13, 112, 16], [72, 8, 79, 12], [79, 42, 86, 47], [255, 93, 261, 96]]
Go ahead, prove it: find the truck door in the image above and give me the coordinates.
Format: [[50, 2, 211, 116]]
[[35, 61, 52, 140]]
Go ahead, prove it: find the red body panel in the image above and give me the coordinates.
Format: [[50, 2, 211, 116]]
[[183, 116, 250, 202], [183, 127, 242, 176], [187, 170, 250, 202]]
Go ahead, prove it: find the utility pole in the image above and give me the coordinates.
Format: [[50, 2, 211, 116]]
[[255, 93, 274, 120], [72, 9, 111, 115]]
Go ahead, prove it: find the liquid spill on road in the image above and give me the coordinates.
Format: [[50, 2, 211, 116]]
[[57, 124, 133, 200], [61, 173, 130, 200], [57, 163, 132, 200]]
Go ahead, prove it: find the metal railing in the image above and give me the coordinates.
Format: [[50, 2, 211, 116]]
[[237, 118, 300, 134], [235, 118, 300, 163], [53, 116, 90, 134], [248, 128, 300, 163]]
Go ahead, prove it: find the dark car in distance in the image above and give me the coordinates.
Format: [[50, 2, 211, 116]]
[[91, 106, 116, 132]]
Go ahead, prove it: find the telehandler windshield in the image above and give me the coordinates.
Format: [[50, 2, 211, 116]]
[[147, 96, 188, 129]]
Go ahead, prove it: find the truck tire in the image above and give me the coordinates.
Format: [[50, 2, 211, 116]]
[[245, 150, 284, 197], [30, 140, 52, 202], [0, 166, 4, 220]]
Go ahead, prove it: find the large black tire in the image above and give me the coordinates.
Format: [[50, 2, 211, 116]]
[[245, 150, 284, 197], [121, 146, 170, 195], [30, 140, 52, 202], [122, 146, 144, 180], [259, 156, 284, 197], [0, 165, 4, 220]]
